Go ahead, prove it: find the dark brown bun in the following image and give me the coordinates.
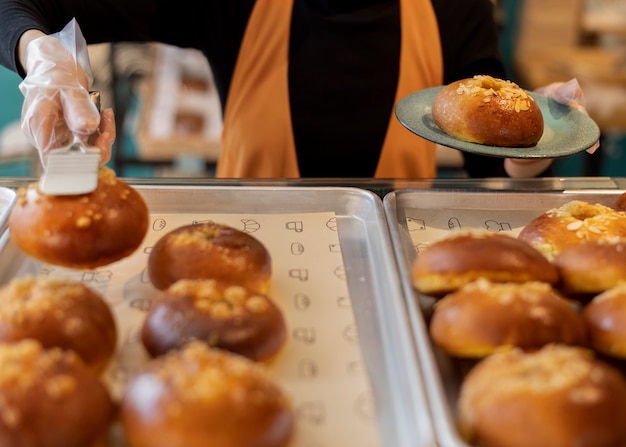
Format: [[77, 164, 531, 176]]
[[432, 75, 544, 147], [9, 167, 149, 269], [583, 284, 626, 359], [458, 344, 626, 447], [411, 229, 559, 297], [0, 340, 115, 447], [147, 222, 272, 293], [121, 341, 294, 447], [553, 238, 626, 296], [518, 200, 626, 261], [141, 279, 287, 362], [430, 279, 587, 358], [0, 275, 117, 373]]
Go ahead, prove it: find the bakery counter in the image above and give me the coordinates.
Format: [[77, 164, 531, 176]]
[[1, 176, 626, 447]]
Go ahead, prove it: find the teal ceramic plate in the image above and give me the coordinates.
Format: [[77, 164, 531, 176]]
[[395, 86, 600, 159]]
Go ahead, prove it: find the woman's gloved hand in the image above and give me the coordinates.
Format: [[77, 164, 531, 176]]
[[18, 31, 115, 166], [504, 78, 599, 178]]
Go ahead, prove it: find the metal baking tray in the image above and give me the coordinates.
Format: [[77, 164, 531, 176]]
[[383, 188, 626, 447], [0, 185, 434, 447]]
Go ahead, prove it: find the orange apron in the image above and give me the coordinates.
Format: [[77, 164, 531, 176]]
[[218, 0, 443, 178]]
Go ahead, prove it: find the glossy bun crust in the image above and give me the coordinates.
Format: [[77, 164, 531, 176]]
[[0, 275, 117, 372], [148, 222, 272, 292], [9, 167, 149, 269], [0, 340, 114, 447], [121, 342, 294, 447], [141, 279, 286, 362], [432, 75, 544, 147], [411, 230, 559, 297], [583, 284, 626, 359], [458, 344, 626, 447], [553, 239, 626, 296], [430, 279, 587, 358], [518, 200, 626, 260]]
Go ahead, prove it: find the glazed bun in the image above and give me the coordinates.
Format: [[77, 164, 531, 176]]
[[553, 238, 626, 296], [147, 222, 272, 293], [458, 344, 626, 447], [432, 75, 544, 147], [141, 279, 287, 362], [0, 275, 117, 372], [411, 229, 559, 297], [583, 284, 626, 359], [9, 167, 149, 269], [518, 200, 626, 260], [121, 341, 294, 447], [0, 340, 115, 447], [430, 279, 587, 358]]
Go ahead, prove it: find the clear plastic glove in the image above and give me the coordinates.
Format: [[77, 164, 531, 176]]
[[18, 19, 115, 166], [505, 78, 599, 178]]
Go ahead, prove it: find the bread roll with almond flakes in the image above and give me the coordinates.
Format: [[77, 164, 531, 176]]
[[411, 229, 559, 297], [458, 344, 626, 447], [121, 342, 294, 447], [432, 75, 544, 147]]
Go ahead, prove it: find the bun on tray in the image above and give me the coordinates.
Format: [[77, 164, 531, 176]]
[[121, 341, 294, 447], [411, 229, 559, 296], [0, 340, 115, 447], [430, 279, 587, 358], [0, 275, 117, 372], [141, 279, 287, 362], [458, 344, 626, 447], [9, 167, 149, 269], [615, 191, 626, 211], [553, 238, 626, 296], [147, 222, 272, 293], [431, 75, 544, 147], [517, 200, 626, 260], [583, 284, 626, 359]]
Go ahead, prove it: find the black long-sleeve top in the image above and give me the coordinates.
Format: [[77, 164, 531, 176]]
[[0, 0, 508, 177]]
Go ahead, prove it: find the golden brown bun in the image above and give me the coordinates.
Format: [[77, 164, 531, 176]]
[[583, 284, 626, 359], [147, 222, 272, 293], [141, 279, 287, 362], [458, 344, 626, 447], [553, 239, 626, 296], [0, 340, 115, 447], [518, 200, 626, 260], [0, 275, 117, 373], [615, 191, 626, 211], [9, 167, 149, 269], [121, 341, 294, 447], [411, 229, 559, 297], [430, 279, 587, 358], [432, 75, 544, 147]]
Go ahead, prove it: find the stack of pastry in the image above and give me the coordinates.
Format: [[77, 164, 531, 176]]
[[120, 221, 294, 446], [0, 276, 118, 445], [7, 176, 295, 446], [410, 197, 626, 447]]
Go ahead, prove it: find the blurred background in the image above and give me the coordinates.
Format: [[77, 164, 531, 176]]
[[0, 0, 624, 179]]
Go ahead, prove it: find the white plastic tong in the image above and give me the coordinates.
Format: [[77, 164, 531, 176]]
[[38, 91, 102, 196]]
